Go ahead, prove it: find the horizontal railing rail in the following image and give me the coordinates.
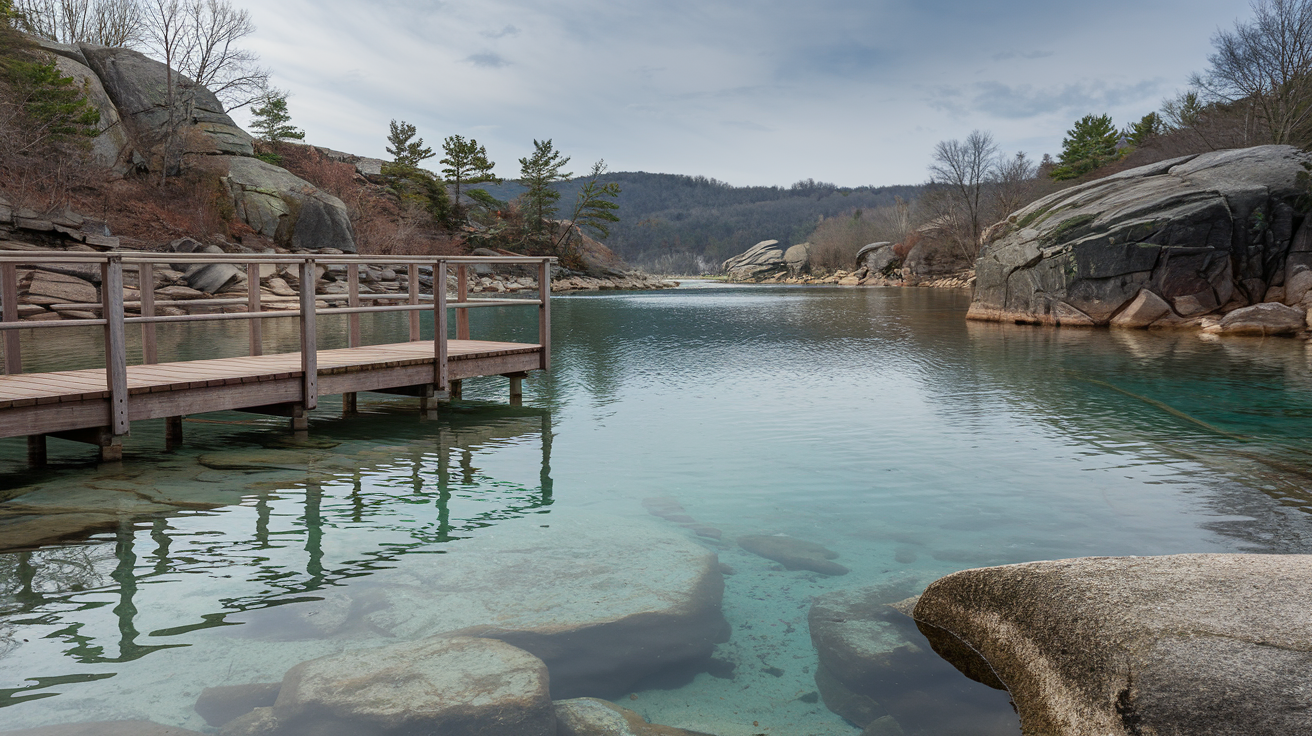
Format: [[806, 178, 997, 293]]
[[0, 252, 554, 442]]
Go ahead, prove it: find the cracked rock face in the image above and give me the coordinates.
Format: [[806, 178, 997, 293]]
[[970, 146, 1312, 328], [912, 554, 1312, 736]]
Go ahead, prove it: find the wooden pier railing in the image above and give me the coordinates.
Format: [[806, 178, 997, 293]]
[[0, 252, 553, 463]]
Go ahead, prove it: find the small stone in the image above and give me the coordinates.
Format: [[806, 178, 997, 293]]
[[554, 698, 715, 736]]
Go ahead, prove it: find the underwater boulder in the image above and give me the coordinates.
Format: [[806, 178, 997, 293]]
[[258, 514, 729, 700], [554, 698, 716, 736], [0, 722, 205, 736], [737, 534, 849, 575], [218, 637, 553, 736]]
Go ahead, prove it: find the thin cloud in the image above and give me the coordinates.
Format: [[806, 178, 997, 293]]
[[971, 80, 1165, 119], [483, 24, 520, 38], [992, 50, 1055, 61], [465, 52, 510, 68]]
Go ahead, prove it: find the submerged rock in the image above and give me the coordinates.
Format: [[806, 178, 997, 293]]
[[912, 554, 1312, 736], [253, 515, 728, 699], [971, 146, 1312, 329], [0, 722, 204, 736], [554, 698, 716, 736], [808, 586, 1017, 734], [219, 637, 553, 736], [195, 683, 281, 728], [197, 449, 309, 471], [737, 534, 849, 575]]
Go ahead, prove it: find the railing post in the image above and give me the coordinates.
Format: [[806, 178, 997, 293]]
[[435, 261, 448, 392], [408, 263, 420, 342], [456, 263, 469, 340], [139, 263, 157, 364], [347, 262, 361, 348], [102, 255, 129, 439], [299, 259, 318, 414], [246, 262, 262, 357], [1, 262, 20, 374], [538, 259, 551, 371]]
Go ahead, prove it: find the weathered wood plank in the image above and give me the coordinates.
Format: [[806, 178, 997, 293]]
[[247, 262, 263, 356], [1, 263, 21, 375], [140, 262, 157, 365]]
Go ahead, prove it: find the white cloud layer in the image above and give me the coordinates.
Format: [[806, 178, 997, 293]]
[[234, 0, 1246, 187]]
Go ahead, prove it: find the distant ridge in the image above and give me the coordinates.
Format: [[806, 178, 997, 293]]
[[477, 172, 923, 265]]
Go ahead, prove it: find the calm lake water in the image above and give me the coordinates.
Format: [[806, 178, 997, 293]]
[[1, 282, 1311, 735]]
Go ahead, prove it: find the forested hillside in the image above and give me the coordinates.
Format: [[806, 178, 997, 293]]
[[480, 174, 923, 271]]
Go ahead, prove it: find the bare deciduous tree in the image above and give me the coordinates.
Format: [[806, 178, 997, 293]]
[[179, 0, 266, 111], [928, 129, 998, 252], [1192, 0, 1312, 145], [15, 0, 144, 47], [991, 151, 1038, 220]]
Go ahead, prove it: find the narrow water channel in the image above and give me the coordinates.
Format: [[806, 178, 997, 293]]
[[2, 283, 1310, 734]]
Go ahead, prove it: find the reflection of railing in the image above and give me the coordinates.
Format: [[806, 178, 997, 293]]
[[0, 253, 554, 460], [0, 412, 554, 706]]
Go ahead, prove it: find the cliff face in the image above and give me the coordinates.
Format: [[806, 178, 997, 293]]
[[969, 146, 1312, 335], [21, 36, 355, 253]]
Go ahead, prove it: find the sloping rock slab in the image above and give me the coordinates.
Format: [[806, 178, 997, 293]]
[[219, 637, 553, 736], [555, 698, 716, 735], [79, 44, 253, 158], [722, 240, 784, 281], [250, 515, 728, 699], [913, 554, 1312, 736], [971, 146, 1312, 327], [1, 722, 203, 736], [53, 56, 132, 171]]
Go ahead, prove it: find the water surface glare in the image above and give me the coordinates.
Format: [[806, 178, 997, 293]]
[[2, 283, 1311, 735]]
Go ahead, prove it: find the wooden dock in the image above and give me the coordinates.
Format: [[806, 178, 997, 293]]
[[0, 252, 554, 463]]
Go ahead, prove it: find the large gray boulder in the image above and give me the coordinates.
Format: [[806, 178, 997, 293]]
[[218, 637, 555, 736], [970, 146, 1312, 327], [78, 44, 254, 159], [253, 515, 728, 699], [222, 157, 356, 253], [170, 238, 243, 293], [52, 56, 132, 172], [856, 242, 898, 275], [912, 554, 1312, 736], [784, 242, 812, 275], [722, 240, 785, 280]]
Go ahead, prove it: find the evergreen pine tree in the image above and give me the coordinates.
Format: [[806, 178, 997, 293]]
[[385, 120, 435, 171], [1051, 114, 1121, 180], [6, 58, 101, 142], [441, 135, 501, 222], [1125, 113, 1164, 148], [249, 90, 305, 143], [518, 139, 572, 241]]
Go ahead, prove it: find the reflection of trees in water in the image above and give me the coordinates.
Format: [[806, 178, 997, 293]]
[[0, 412, 555, 702]]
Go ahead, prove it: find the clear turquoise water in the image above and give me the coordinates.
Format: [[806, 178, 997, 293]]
[[1, 283, 1310, 734]]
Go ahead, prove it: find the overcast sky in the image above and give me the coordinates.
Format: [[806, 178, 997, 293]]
[[233, 0, 1252, 188]]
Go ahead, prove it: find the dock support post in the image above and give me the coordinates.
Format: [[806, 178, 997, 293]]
[[140, 263, 157, 364], [408, 263, 421, 341], [291, 405, 309, 433], [247, 262, 263, 356], [450, 380, 462, 400], [102, 255, 130, 441], [164, 416, 183, 451], [434, 261, 448, 393], [298, 259, 318, 414], [418, 386, 438, 420], [538, 260, 551, 371], [506, 372, 525, 405], [3, 262, 22, 375], [343, 392, 358, 416], [27, 435, 46, 468], [100, 436, 123, 463]]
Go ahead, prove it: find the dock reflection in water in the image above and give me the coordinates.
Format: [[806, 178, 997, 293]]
[[0, 404, 553, 711]]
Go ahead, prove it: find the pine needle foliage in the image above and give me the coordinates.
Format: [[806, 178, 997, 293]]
[[1052, 114, 1121, 180], [518, 138, 571, 239], [441, 134, 500, 222], [249, 89, 304, 143]]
